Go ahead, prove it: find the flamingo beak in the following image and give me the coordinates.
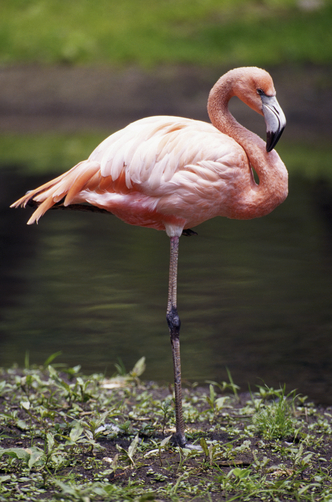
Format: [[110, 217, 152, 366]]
[[261, 95, 286, 152]]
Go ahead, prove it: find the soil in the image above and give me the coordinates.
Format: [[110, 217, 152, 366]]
[[0, 63, 331, 141]]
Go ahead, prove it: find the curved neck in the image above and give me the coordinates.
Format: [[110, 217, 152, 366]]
[[207, 69, 288, 218]]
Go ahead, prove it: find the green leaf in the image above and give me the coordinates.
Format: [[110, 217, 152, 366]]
[[97, 410, 110, 425], [160, 435, 172, 448], [0, 380, 6, 395], [0, 475, 12, 483], [200, 438, 209, 457], [209, 384, 216, 403], [16, 419, 29, 430], [215, 396, 229, 410], [230, 467, 250, 479], [48, 365, 58, 378], [44, 351, 62, 367], [20, 400, 30, 411], [25, 374, 33, 387], [70, 422, 84, 443], [46, 432, 55, 452], [28, 447, 44, 469], [76, 377, 85, 387], [127, 434, 140, 465], [130, 357, 146, 378], [0, 447, 30, 462]]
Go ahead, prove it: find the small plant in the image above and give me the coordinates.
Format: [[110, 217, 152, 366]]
[[159, 396, 173, 434], [116, 434, 140, 467], [205, 384, 230, 414], [206, 367, 240, 400], [252, 386, 300, 440]]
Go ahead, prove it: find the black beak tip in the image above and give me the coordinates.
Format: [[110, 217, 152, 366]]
[[266, 127, 285, 153], [266, 132, 274, 152]]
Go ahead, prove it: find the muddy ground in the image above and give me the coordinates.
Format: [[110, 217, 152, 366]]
[[0, 63, 331, 141]]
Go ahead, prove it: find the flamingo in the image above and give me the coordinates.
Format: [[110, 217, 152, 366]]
[[11, 67, 288, 447]]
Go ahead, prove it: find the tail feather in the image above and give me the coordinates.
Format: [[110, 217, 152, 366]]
[[10, 160, 101, 224], [10, 167, 77, 209], [64, 161, 100, 206], [27, 197, 57, 225]]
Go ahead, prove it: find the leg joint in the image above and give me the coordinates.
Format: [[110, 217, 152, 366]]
[[166, 305, 181, 335]]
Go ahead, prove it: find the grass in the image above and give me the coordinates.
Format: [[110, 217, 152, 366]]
[[251, 386, 300, 441], [1, 356, 332, 501], [0, 0, 331, 68]]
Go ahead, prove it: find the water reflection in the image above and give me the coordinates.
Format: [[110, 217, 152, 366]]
[[1, 167, 332, 404]]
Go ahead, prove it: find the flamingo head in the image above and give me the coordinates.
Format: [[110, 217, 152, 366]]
[[236, 67, 286, 152], [229, 67, 286, 152]]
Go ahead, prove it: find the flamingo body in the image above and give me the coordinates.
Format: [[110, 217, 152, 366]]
[[14, 116, 256, 236]]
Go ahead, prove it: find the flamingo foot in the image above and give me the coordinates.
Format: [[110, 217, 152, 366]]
[[182, 228, 198, 236], [170, 431, 187, 447]]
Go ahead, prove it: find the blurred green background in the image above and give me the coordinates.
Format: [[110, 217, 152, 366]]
[[1, 0, 331, 67]]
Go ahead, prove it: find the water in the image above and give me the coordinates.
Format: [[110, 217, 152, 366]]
[[1, 166, 332, 404]]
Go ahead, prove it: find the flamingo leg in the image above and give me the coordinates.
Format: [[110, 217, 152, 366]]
[[166, 235, 186, 447]]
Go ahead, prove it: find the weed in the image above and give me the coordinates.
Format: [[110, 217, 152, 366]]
[[252, 385, 300, 440]]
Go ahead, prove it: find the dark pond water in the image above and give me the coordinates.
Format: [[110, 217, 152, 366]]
[[1, 166, 332, 404]]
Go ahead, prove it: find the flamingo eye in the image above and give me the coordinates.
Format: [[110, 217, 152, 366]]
[[257, 88, 265, 96]]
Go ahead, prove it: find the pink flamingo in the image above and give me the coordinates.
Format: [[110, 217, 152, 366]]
[[11, 67, 288, 446]]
